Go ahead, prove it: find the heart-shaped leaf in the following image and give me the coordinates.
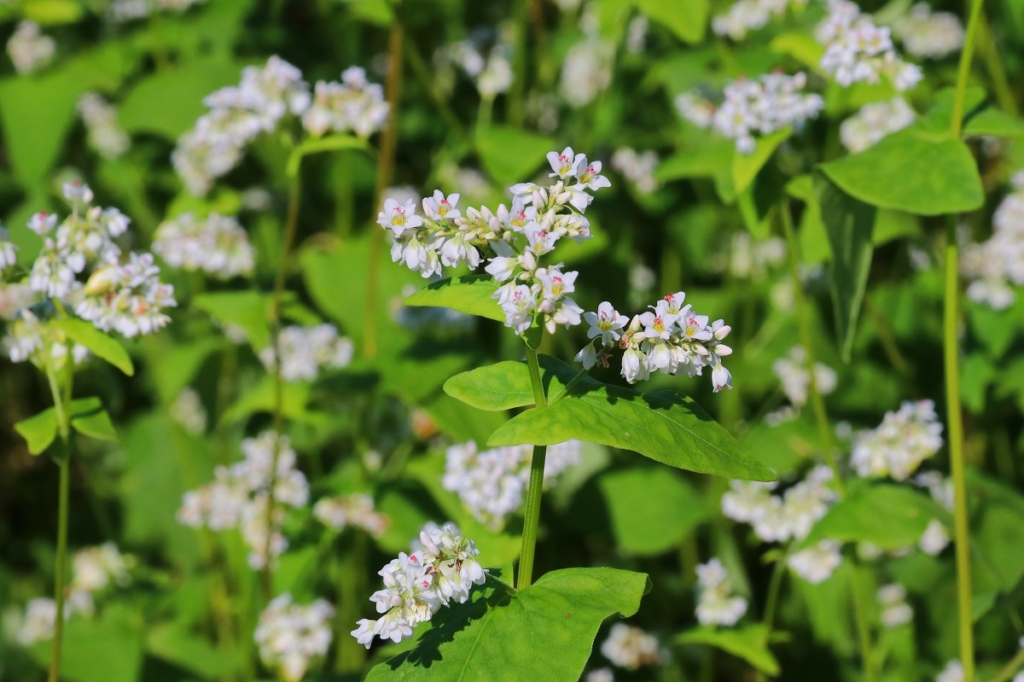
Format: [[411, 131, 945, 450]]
[[404, 274, 504, 322], [443, 355, 582, 411]]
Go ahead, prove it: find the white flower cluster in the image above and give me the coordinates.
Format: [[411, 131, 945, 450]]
[[77, 93, 130, 159], [1, 308, 88, 370], [587, 668, 615, 682], [599, 623, 661, 669], [172, 57, 316, 195], [576, 295, 735, 391], [722, 465, 837, 543], [258, 324, 354, 382], [17, 543, 131, 645], [108, 0, 207, 22], [878, 583, 913, 627], [850, 400, 943, 480], [610, 148, 659, 195], [0, 183, 175, 359], [351, 522, 486, 648], [380, 147, 608, 337], [727, 232, 787, 280], [255, 594, 334, 682], [840, 97, 916, 153], [152, 212, 255, 279], [169, 387, 207, 435], [560, 38, 615, 108], [442, 440, 581, 530], [816, 0, 923, 91], [962, 171, 1024, 310], [302, 66, 389, 138], [936, 660, 965, 682], [676, 73, 824, 154], [712, 0, 809, 40], [892, 3, 965, 59], [695, 559, 748, 626], [313, 493, 390, 537], [786, 540, 843, 583], [6, 21, 55, 74], [437, 39, 514, 99], [915, 471, 953, 555], [178, 431, 309, 569], [772, 346, 837, 409]]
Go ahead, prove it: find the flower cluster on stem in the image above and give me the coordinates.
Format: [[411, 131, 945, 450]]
[[695, 559, 748, 626], [254, 594, 334, 682], [816, 0, 923, 90], [153, 212, 255, 279]]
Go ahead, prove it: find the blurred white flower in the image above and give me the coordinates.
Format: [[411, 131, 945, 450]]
[[695, 559, 748, 626], [610, 149, 659, 194], [153, 212, 255, 279], [850, 400, 943, 480], [600, 623, 660, 669], [840, 98, 916, 153], [713, 0, 809, 40], [169, 388, 207, 435], [77, 93, 130, 159], [314, 493, 390, 537], [255, 594, 334, 682], [936, 660, 965, 682], [893, 3, 964, 59], [6, 21, 55, 74], [772, 346, 837, 409], [301, 66, 389, 138], [816, 0, 922, 91], [962, 171, 1024, 310], [259, 324, 354, 382], [560, 38, 614, 108], [787, 540, 842, 583]]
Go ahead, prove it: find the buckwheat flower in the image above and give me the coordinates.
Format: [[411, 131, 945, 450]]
[[600, 624, 661, 669], [494, 283, 536, 334], [878, 583, 913, 627], [559, 38, 615, 108], [6, 21, 55, 74], [1, 309, 85, 369], [353, 522, 485, 648], [573, 155, 612, 194], [816, 0, 922, 91], [75, 252, 177, 337], [695, 559, 748, 626], [28, 211, 58, 237], [70, 543, 131, 594], [787, 540, 842, 583], [0, 228, 16, 270], [17, 598, 60, 645], [610, 148, 659, 194], [255, 594, 334, 682], [153, 212, 255, 279], [314, 493, 390, 537], [675, 92, 716, 129], [728, 232, 787, 279], [378, 198, 423, 236], [840, 97, 917, 153], [621, 347, 650, 383], [850, 400, 943, 480], [772, 346, 837, 408], [893, 3, 964, 59], [422, 190, 462, 221], [918, 518, 950, 555], [301, 66, 388, 138], [258, 324, 354, 382], [587, 668, 615, 682], [476, 52, 513, 98], [77, 93, 130, 159], [937, 660, 965, 682], [712, 0, 808, 40], [724, 466, 835, 543], [962, 171, 1024, 309], [547, 147, 579, 180], [169, 388, 207, 435], [443, 440, 581, 530], [915, 471, 955, 511], [586, 301, 629, 345]]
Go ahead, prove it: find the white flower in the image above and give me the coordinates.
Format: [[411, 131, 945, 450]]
[[169, 388, 207, 435], [442, 440, 581, 530], [422, 190, 462, 220], [6, 21, 55, 74], [78, 93, 130, 159], [259, 324, 354, 382], [787, 540, 843, 583], [850, 400, 943, 480], [301, 66, 388, 138], [816, 0, 922, 91], [314, 493, 390, 537], [840, 98, 917, 153], [878, 583, 913, 627], [255, 594, 334, 682], [772, 346, 837, 408], [610, 148, 659, 194], [962, 171, 1024, 309], [695, 559, 748, 626], [587, 668, 615, 682], [600, 624, 661, 669], [893, 3, 965, 59], [712, 0, 809, 40], [559, 39, 615, 108], [919, 518, 950, 555], [936, 660, 965, 682], [75, 253, 177, 338], [723, 466, 836, 543], [378, 197, 423, 236], [153, 212, 255, 279], [585, 301, 629, 345]]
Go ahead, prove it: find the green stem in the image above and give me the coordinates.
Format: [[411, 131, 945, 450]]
[[761, 552, 788, 630], [517, 345, 548, 589], [849, 561, 876, 682], [779, 200, 844, 495], [261, 170, 303, 602], [363, 18, 404, 361], [334, 532, 368, 672], [947, 0, 986, 674], [44, 362, 72, 682], [976, 17, 1019, 117], [987, 645, 1024, 682]]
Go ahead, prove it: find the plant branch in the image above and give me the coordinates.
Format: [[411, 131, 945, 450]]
[[517, 344, 549, 589], [44, 360, 72, 682]]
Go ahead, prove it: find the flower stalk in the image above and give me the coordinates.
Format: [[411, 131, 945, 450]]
[[516, 344, 548, 589], [44, 360, 72, 682]]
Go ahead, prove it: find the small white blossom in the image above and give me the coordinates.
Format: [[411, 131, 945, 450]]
[[840, 97, 917, 153], [893, 3, 965, 59], [314, 493, 390, 537], [816, 0, 922, 91], [878, 583, 913, 627], [712, 0, 809, 40], [77, 93, 130, 159], [600, 623, 661, 669], [6, 21, 55, 74], [259, 324, 354, 382], [153, 212, 255, 279], [850, 400, 943, 480], [787, 540, 843, 584], [301, 66, 389, 138], [610, 148, 659, 194], [918, 518, 950, 555], [962, 171, 1024, 309], [255, 594, 334, 682], [169, 388, 207, 435], [772, 346, 837, 408], [559, 39, 615, 108], [936, 660, 965, 682], [695, 559, 748, 626], [722, 466, 836, 543]]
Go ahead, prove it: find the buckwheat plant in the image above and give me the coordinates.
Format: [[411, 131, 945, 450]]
[[0, 183, 174, 682]]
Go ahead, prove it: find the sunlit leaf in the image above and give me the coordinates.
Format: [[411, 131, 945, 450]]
[[52, 318, 134, 376], [675, 624, 780, 675]]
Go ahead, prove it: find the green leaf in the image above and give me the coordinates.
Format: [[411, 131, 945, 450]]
[[770, 32, 826, 73], [817, 126, 984, 216], [655, 142, 734, 182], [675, 625, 780, 675], [801, 483, 948, 550], [192, 291, 270, 350], [51, 318, 134, 376], [69, 397, 118, 443], [599, 467, 711, 556], [476, 126, 555, 187], [964, 108, 1024, 138], [635, 0, 709, 44], [733, 127, 791, 195], [815, 174, 877, 361], [484, 362, 776, 482], [119, 58, 246, 139], [145, 623, 236, 679], [365, 568, 648, 682], [340, 0, 394, 25], [15, 409, 58, 455], [24, 0, 84, 24], [404, 274, 504, 322], [29, 606, 144, 682], [443, 355, 579, 411]]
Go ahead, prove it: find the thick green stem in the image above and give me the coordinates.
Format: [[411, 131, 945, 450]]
[[517, 346, 548, 589], [261, 171, 303, 602], [946, 0, 985, 674], [363, 19, 404, 361], [779, 200, 844, 494]]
